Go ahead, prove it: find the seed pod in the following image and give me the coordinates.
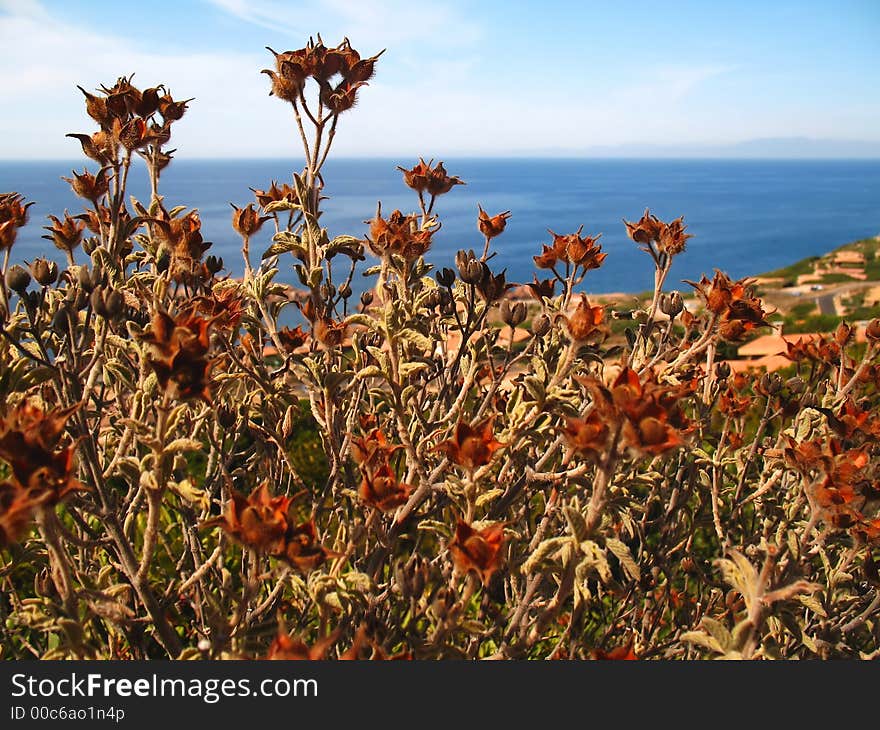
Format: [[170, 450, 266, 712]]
[[104, 289, 124, 318], [834, 321, 853, 346], [436, 267, 456, 288], [500, 300, 527, 327], [90, 286, 109, 317], [205, 255, 224, 275], [360, 290, 374, 307], [660, 291, 684, 318], [866, 318, 880, 341], [337, 283, 352, 299], [30, 257, 59, 286], [217, 407, 236, 430], [77, 265, 94, 292], [5, 264, 31, 294], [714, 361, 731, 379], [532, 313, 551, 337]]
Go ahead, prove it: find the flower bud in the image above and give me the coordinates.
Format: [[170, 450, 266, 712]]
[[217, 407, 237, 430], [104, 289, 124, 318], [436, 267, 456, 288], [500, 299, 527, 327], [714, 361, 731, 380], [205, 255, 224, 276], [786, 376, 805, 394], [337, 283, 352, 299], [532, 313, 551, 337], [360, 290, 374, 307], [834, 321, 853, 346], [660, 291, 684, 318], [51, 306, 72, 333], [758, 372, 783, 396], [90, 286, 109, 317], [455, 250, 484, 285], [30, 257, 58, 286], [77, 265, 94, 291], [5, 264, 31, 294], [424, 289, 442, 309], [865, 318, 880, 341]]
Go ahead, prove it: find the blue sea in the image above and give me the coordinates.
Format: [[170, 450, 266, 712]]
[[2, 158, 879, 296]]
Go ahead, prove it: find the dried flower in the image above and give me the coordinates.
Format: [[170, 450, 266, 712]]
[[231, 203, 271, 238], [0, 481, 47, 547], [562, 413, 610, 460], [359, 460, 411, 512], [0, 403, 82, 502], [526, 276, 555, 300], [216, 483, 292, 554], [624, 209, 691, 258], [265, 630, 338, 660], [42, 212, 85, 256], [436, 419, 504, 471], [623, 209, 664, 246], [149, 206, 212, 283], [477, 206, 511, 239], [251, 180, 295, 209], [366, 206, 435, 260], [138, 309, 213, 402], [448, 520, 505, 584], [62, 168, 110, 203], [562, 294, 605, 341]]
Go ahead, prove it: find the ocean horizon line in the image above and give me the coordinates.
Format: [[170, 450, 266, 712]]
[[4, 155, 880, 164]]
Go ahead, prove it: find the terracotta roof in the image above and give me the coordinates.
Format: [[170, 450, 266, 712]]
[[737, 328, 867, 358], [721, 354, 794, 374], [737, 333, 819, 358]]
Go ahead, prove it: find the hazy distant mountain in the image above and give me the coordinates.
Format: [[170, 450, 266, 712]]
[[565, 137, 880, 159]]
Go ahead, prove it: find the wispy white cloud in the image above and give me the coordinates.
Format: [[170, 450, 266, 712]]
[[1, 0, 850, 158], [205, 0, 482, 49], [0, 1, 291, 158]]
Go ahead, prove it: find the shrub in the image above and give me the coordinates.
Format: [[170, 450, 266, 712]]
[[1, 37, 880, 661]]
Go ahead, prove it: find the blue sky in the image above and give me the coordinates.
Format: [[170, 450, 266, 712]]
[[0, 0, 878, 157]]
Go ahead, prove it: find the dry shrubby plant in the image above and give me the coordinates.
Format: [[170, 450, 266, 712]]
[[2, 35, 880, 661]]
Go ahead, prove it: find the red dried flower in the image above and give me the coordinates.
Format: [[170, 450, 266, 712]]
[[42, 212, 85, 256], [265, 629, 339, 660], [138, 309, 214, 402], [231, 203, 271, 238], [563, 294, 606, 342], [358, 460, 411, 512], [436, 418, 505, 471], [477, 206, 511, 240], [448, 520, 506, 584], [0, 403, 82, 502]]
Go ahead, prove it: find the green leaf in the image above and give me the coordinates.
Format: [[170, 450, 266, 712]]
[[475, 488, 504, 508], [700, 617, 732, 652], [164, 438, 203, 454], [263, 200, 302, 214], [398, 361, 429, 379], [522, 536, 569, 574], [563, 506, 588, 542], [263, 231, 306, 260], [680, 631, 724, 655], [606, 537, 641, 582], [397, 328, 433, 353]]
